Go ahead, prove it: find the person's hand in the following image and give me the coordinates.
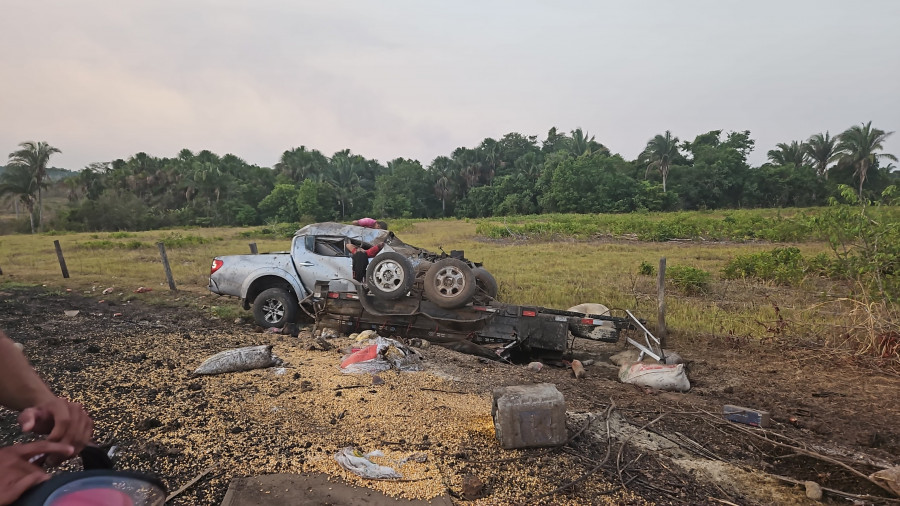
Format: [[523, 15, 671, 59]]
[[0, 441, 75, 505], [18, 397, 93, 463]]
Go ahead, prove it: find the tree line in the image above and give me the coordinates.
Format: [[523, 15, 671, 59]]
[[0, 123, 896, 232]]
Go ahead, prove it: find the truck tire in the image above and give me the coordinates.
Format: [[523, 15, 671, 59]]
[[366, 252, 413, 300], [424, 258, 477, 309], [253, 287, 297, 328], [473, 267, 498, 299]]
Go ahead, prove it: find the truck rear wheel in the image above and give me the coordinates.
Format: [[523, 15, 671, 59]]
[[366, 252, 413, 300], [424, 258, 476, 309], [253, 287, 297, 328], [473, 267, 498, 299]]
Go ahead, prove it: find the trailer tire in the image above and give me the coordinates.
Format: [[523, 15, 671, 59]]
[[424, 258, 477, 309], [473, 267, 498, 299], [253, 287, 297, 328], [366, 252, 413, 300]]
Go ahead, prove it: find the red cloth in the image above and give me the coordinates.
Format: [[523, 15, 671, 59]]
[[348, 243, 382, 257], [340, 344, 378, 368], [356, 218, 376, 228]]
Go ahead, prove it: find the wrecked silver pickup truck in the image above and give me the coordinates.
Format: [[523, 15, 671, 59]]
[[208, 222, 498, 328], [208, 222, 664, 361]]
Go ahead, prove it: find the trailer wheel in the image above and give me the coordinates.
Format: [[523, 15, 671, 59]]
[[473, 267, 498, 299], [424, 258, 477, 309], [253, 287, 297, 328], [366, 252, 413, 300]]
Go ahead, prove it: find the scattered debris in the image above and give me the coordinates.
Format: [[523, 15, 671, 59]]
[[610, 349, 642, 366], [315, 336, 334, 351], [113, 312, 123, 317], [461, 474, 484, 499], [618, 362, 690, 392], [355, 329, 377, 342], [102, 287, 115, 294], [804, 480, 823, 501], [663, 351, 684, 365], [407, 338, 430, 349], [871, 466, 900, 496], [334, 447, 401, 479], [134, 286, 153, 293], [525, 361, 543, 372], [571, 360, 586, 379], [492, 384, 566, 449], [400, 452, 428, 465], [318, 328, 339, 339], [581, 359, 595, 366], [193, 345, 281, 375], [64, 310, 80, 317], [723, 405, 771, 428], [340, 337, 421, 374]]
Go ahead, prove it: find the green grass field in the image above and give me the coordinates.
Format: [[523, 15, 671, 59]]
[[0, 217, 892, 363]]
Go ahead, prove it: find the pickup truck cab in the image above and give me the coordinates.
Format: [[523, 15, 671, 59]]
[[209, 222, 496, 328]]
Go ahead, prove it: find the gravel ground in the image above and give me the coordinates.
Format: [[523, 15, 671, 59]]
[[2, 286, 898, 505]]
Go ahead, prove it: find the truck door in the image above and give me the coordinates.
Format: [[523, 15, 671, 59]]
[[293, 235, 355, 292]]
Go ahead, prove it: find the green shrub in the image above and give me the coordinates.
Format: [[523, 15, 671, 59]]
[[722, 247, 808, 285], [638, 261, 655, 276], [667, 265, 711, 294]]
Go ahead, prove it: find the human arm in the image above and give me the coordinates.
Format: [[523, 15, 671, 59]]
[[365, 243, 383, 258], [0, 331, 93, 458], [0, 332, 56, 412], [0, 441, 75, 505]]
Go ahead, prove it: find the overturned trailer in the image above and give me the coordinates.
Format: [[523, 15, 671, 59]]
[[310, 280, 666, 362]]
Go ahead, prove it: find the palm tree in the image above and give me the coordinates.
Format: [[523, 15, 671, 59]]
[[804, 132, 842, 179], [429, 156, 456, 216], [275, 146, 327, 182], [837, 122, 897, 199], [766, 141, 808, 168], [0, 164, 39, 232], [7, 141, 60, 233], [567, 128, 609, 157], [640, 131, 680, 192], [325, 150, 363, 217]]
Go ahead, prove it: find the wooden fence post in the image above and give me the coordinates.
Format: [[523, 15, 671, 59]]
[[657, 257, 667, 348], [249, 243, 258, 254], [54, 240, 70, 279], [157, 242, 177, 291]]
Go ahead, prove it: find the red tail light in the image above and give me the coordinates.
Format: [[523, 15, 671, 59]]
[[210, 259, 224, 274], [522, 310, 536, 317]]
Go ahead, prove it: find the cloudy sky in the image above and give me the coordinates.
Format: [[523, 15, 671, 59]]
[[1, 1, 898, 171]]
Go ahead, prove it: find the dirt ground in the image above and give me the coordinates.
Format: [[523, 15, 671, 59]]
[[1, 286, 898, 505]]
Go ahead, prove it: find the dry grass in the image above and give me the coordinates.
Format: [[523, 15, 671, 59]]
[[0, 220, 880, 361]]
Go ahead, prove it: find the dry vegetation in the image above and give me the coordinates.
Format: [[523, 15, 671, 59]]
[[2, 220, 899, 505], [0, 220, 866, 356]]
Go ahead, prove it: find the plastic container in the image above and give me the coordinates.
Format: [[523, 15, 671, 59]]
[[492, 383, 567, 449]]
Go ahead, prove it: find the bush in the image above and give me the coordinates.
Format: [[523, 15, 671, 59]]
[[722, 247, 809, 285], [667, 265, 711, 294], [638, 261, 655, 276]]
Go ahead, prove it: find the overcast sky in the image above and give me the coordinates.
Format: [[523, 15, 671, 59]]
[[1, 1, 898, 171]]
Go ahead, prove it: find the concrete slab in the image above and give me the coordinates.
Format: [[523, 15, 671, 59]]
[[220, 473, 453, 506]]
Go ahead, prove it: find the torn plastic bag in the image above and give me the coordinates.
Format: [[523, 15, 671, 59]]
[[334, 447, 402, 479], [340, 337, 421, 374]]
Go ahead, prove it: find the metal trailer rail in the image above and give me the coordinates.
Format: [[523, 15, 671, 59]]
[[310, 281, 665, 362]]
